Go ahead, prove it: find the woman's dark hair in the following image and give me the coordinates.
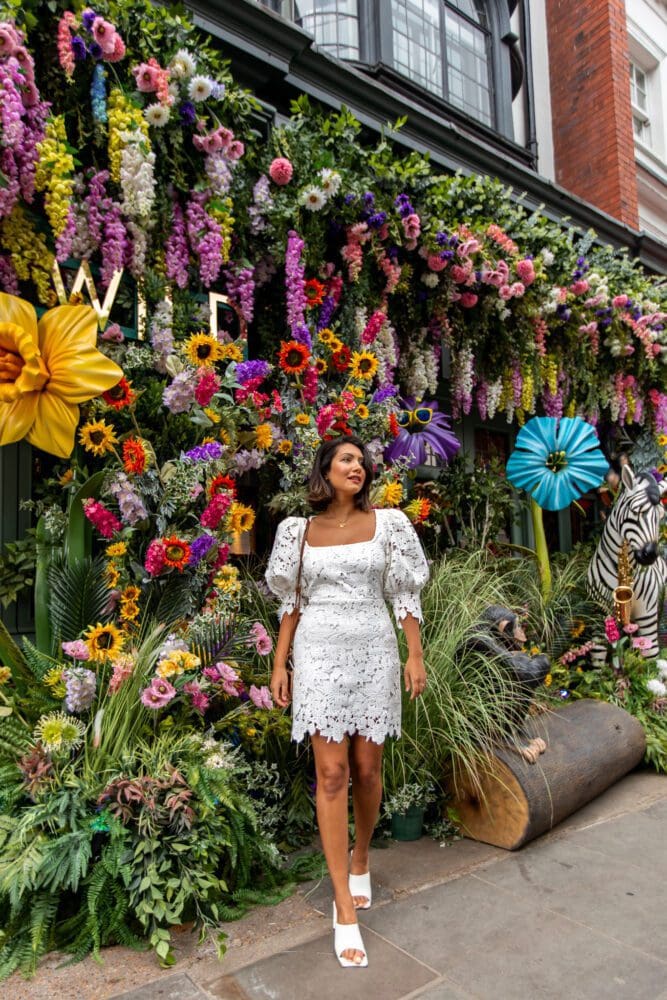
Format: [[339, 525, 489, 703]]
[[308, 435, 374, 512]]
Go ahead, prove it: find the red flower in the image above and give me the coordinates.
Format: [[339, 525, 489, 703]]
[[304, 279, 326, 307], [331, 346, 351, 371], [103, 377, 135, 410], [162, 535, 191, 572], [209, 474, 237, 498], [278, 340, 310, 375], [388, 412, 400, 438], [122, 436, 147, 475]]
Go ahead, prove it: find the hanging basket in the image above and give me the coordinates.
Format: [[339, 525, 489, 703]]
[[390, 805, 424, 841]]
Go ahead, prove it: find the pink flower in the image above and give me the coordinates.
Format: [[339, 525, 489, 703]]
[[62, 640, 91, 661], [82, 499, 122, 540], [144, 538, 166, 576], [133, 60, 161, 93], [247, 622, 273, 656], [516, 259, 535, 285], [0, 24, 20, 58], [228, 140, 245, 160], [427, 254, 447, 272], [632, 636, 652, 651], [269, 157, 293, 185], [140, 676, 176, 709], [612, 294, 629, 308], [604, 616, 621, 643], [450, 265, 469, 284], [249, 684, 273, 710], [106, 33, 126, 63], [623, 623, 639, 634], [205, 660, 242, 696], [195, 368, 221, 406], [401, 213, 421, 240], [200, 492, 231, 529], [92, 17, 118, 56], [183, 680, 209, 714], [100, 323, 124, 343], [459, 293, 478, 308], [570, 279, 590, 295], [109, 657, 133, 694], [499, 284, 513, 300], [509, 282, 525, 298]]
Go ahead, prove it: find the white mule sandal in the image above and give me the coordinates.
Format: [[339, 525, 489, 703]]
[[348, 869, 372, 910], [332, 903, 368, 968]]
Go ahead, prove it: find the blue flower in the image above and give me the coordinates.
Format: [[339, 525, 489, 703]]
[[506, 416, 608, 511]]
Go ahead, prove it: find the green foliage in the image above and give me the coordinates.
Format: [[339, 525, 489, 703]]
[[47, 555, 111, 649], [0, 534, 36, 609]]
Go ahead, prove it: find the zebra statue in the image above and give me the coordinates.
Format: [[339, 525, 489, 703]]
[[587, 465, 667, 657]]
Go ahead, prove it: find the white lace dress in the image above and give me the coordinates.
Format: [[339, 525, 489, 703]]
[[265, 508, 429, 744]]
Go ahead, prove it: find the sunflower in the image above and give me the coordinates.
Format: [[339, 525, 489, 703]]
[[355, 404, 369, 420], [315, 358, 328, 375], [209, 473, 236, 498], [219, 427, 231, 445], [226, 502, 256, 534], [162, 535, 191, 572], [219, 342, 244, 362], [78, 419, 118, 457], [105, 562, 120, 589], [318, 328, 335, 345], [255, 423, 273, 450], [119, 601, 140, 623], [295, 413, 311, 426], [349, 385, 364, 399], [278, 439, 293, 455], [106, 541, 127, 558], [59, 468, 74, 486], [278, 340, 310, 375], [658, 434, 667, 447], [184, 332, 224, 367], [204, 407, 221, 423], [329, 337, 344, 353], [304, 279, 326, 307], [122, 436, 147, 475], [214, 564, 241, 594], [103, 377, 135, 410], [331, 346, 351, 372], [350, 350, 379, 381], [121, 585, 141, 603], [85, 622, 125, 663]]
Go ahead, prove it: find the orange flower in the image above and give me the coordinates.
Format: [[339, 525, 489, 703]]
[[278, 340, 310, 375], [103, 377, 135, 410], [388, 412, 400, 438], [122, 436, 147, 475], [163, 535, 191, 572], [0, 293, 123, 458], [304, 279, 326, 307]]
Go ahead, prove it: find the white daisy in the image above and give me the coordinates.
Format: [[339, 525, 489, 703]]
[[299, 186, 326, 211], [169, 48, 196, 79], [144, 103, 170, 127], [188, 75, 213, 102], [421, 272, 439, 288], [319, 168, 341, 198]]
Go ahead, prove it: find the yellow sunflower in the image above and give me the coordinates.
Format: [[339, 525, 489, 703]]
[[120, 585, 141, 603], [349, 385, 364, 399], [204, 407, 221, 423], [105, 562, 120, 589], [0, 293, 123, 458], [349, 350, 379, 381], [85, 622, 125, 662], [295, 413, 311, 426], [44, 666, 66, 699], [214, 564, 241, 595], [119, 601, 140, 623], [356, 404, 369, 420], [318, 328, 335, 345], [315, 358, 328, 375], [184, 333, 224, 367], [226, 502, 256, 534], [255, 423, 273, 450], [329, 337, 344, 353], [219, 342, 244, 362], [78, 419, 118, 457], [59, 468, 74, 486], [106, 541, 127, 558], [278, 439, 293, 455], [658, 434, 667, 447], [219, 427, 231, 445]]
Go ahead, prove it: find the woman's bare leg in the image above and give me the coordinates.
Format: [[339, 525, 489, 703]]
[[349, 736, 384, 905], [311, 733, 365, 964]]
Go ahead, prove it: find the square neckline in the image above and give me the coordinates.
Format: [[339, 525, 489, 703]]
[[304, 510, 379, 549]]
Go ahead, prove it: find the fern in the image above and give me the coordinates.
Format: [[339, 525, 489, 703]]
[[0, 716, 31, 760], [48, 555, 111, 648]]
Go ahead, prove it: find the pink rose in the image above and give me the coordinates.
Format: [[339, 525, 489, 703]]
[[450, 265, 469, 284], [401, 213, 421, 240], [106, 34, 126, 63], [509, 282, 526, 298], [516, 259, 535, 285], [269, 157, 293, 185], [570, 279, 590, 295], [612, 294, 629, 308], [499, 284, 513, 300], [427, 254, 447, 272], [460, 292, 479, 308]]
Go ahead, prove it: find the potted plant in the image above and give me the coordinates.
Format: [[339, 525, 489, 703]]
[[383, 781, 437, 841]]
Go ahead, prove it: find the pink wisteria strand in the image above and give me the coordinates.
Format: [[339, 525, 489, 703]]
[[165, 197, 189, 289], [186, 194, 223, 287]]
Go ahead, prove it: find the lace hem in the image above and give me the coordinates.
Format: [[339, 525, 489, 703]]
[[292, 719, 400, 745], [392, 594, 424, 630], [277, 597, 296, 621]]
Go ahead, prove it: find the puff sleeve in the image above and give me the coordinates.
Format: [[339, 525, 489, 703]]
[[382, 509, 429, 629], [265, 517, 308, 621]]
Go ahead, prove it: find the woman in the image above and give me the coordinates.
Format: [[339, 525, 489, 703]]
[[265, 436, 429, 968]]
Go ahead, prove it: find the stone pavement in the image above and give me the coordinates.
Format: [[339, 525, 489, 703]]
[[6, 770, 667, 1000]]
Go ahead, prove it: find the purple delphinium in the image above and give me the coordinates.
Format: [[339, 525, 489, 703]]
[[71, 35, 87, 60], [180, 101, 196, 126], [285, 229, 307, 333], [189, 534, 216, 566], [235, 359, 271, 384], [82, 8, 97, 30], [107, 472, 148, 526], [371, 384, 399, 404], [183, 441, 225, 463], [317, 295, 336, 331], [233, 449, 264, 473]]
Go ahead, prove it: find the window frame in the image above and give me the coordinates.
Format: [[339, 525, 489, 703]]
[[629, 60, 652, 150]]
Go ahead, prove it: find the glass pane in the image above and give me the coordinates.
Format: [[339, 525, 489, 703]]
[[296, 0, 360, 59], [444, 7, 492, 125], [390, 0, 443, 97], [447, 0, 486, 26]]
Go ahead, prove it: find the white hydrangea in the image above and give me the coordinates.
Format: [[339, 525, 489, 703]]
[[647, 678, 667, 697], [540, 248, 555, 266]]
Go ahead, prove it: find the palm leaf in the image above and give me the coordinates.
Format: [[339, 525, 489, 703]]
[[48, 555, 111, 649]]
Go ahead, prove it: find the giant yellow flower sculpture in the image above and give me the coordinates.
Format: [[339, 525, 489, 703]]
[[0, 293, 123, 458]]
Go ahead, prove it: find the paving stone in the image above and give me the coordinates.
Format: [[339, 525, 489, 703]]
[[111, 973, 209, 1000], [361, 871, 667, 999], [472, 830, 667, 954], [207, 925, 438, 1000]]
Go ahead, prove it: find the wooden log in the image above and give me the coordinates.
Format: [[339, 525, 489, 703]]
[[450, 699, 646, 850]]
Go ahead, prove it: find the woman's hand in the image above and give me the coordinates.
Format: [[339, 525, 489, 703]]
[[270, 664, 292, 708], [404, 654, 427, 700]]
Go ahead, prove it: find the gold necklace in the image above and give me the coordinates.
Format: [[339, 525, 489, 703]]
[[328, 512, 351, 528]]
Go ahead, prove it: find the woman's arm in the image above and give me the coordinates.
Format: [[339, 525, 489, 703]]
[[401, 613, 427, 699], [270, 609, 299, 707]]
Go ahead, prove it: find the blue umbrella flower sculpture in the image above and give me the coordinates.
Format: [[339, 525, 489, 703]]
[[506, 417, 609, 595]]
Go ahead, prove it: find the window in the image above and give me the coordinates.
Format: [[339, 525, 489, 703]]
[[630, 61, 651, 148], [390, 0, 493, 126], [257, 1, 360, 60]]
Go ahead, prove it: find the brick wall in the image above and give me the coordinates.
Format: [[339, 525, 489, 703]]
[[545, 0, 639, 229]]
